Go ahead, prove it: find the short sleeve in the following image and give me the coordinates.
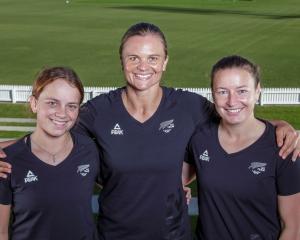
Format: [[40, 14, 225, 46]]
[[182, 91, 216, 128], [276, 155, 300, 196], [0, 175, 12, 205], [198, 96, 216, 125], [72, 100, 98, 138], [184, 138, 196, 165]]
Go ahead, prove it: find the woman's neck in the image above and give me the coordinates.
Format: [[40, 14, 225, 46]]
[[31, 130, 71, 150], [30, 130, 73, 165], [122, 86, 163, 123], [218, 117, 266, 154]]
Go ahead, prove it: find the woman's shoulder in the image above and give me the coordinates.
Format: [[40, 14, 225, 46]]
[[163, 87, 211, 111], [164, 87, 206, 101], [193, 121, 218, 138], [3, 137, 28, 162], [87, 87, 123, 105], [163, 87, 214, 125], [258, 119, 278, 149], [71, 133, 100, 167], [80, 87, 123, 118], [72, 132, 97, 147]]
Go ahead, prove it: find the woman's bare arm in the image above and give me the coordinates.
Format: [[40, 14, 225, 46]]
[[278, 193, 300, 240], [0, 204, 11, 240]]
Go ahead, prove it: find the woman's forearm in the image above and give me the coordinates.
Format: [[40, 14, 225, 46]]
[[279, 226, 300, 240], [278, 193, 300, 240], [0, 140, 17, 149], [182, 162, 196, 186], [0, 232, 9, 240], [0, 204, 11, 240]]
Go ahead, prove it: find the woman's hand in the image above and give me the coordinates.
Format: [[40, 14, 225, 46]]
[[183, 186, 192, 205], [273, 120, 299, 160], [291, 132, 300, 161], [0, 149, 10, 179]]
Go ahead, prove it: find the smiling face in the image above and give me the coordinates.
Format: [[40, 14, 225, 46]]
[[30, 78, 81, 137], [212, 67, 261, 126], [121, 34, 168, 92]]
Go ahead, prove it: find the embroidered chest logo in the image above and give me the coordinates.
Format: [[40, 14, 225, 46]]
[[248, 162, 267, 175], [199, 150, 210, 162], [77, 164, 90, 176], [111, 123, 124, 135], [159, 119, 175, 133], [24, 170, 38, 183]]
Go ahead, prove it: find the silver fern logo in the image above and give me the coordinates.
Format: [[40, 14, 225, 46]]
[[248, 162, 267, 175], [159, 119, 175, 133], [77, 164, 90, 176]]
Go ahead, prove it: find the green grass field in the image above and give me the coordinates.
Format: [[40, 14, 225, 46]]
[[0, 0, 299, 87]]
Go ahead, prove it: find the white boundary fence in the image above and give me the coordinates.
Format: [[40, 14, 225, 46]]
[[0, 85, 299, 105]]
